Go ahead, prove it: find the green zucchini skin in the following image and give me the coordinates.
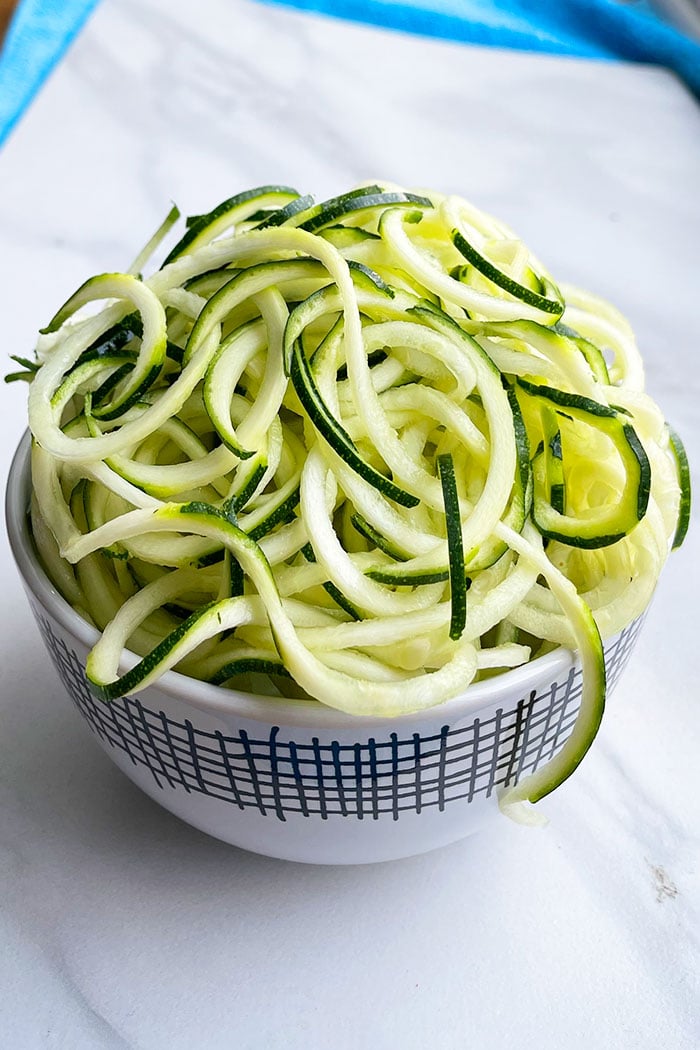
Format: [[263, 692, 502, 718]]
[[438, 453, 467, 641], [162, 186, 300, 265], [516, 379, 652, 549], [290, 348, 418, 509], [452, 228, 563, 316], [667, 424, 691, 550]]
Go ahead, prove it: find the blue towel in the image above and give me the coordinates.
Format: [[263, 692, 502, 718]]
[[0, 0, 99, 144], [1, 0, 699, 147], [263, 0, 700, 91]]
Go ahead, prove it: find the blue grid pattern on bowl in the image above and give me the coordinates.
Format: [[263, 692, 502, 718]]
[[36, 611, 642, 820]]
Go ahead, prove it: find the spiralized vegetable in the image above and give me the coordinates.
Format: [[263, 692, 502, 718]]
[[14, 181, 689, 809]]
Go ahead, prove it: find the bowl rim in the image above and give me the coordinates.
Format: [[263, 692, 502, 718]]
[[6, 430, 579, 729]]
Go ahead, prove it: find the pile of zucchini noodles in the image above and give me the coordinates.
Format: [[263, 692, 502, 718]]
[[15, 182, 690, 810]]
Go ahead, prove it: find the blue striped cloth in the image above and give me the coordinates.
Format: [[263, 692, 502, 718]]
[[1, 0, 699, 146]]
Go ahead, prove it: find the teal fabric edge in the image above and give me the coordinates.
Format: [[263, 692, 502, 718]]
[[1, 0, 698, 150], [256, 0, 700, 95], [0, 0, 100, 148], [261, 0, 607, 59]]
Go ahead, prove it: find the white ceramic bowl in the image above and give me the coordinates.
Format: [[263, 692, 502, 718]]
[[6, 434, 644, 863]]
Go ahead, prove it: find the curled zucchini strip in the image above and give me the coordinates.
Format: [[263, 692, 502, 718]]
[[21, 182, 688, 812]]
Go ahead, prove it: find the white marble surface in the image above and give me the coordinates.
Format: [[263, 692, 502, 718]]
[[1, 1, 699, 1046]]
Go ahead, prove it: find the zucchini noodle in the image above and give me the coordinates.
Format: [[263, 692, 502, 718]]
[[10, 182, 690, 810]]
